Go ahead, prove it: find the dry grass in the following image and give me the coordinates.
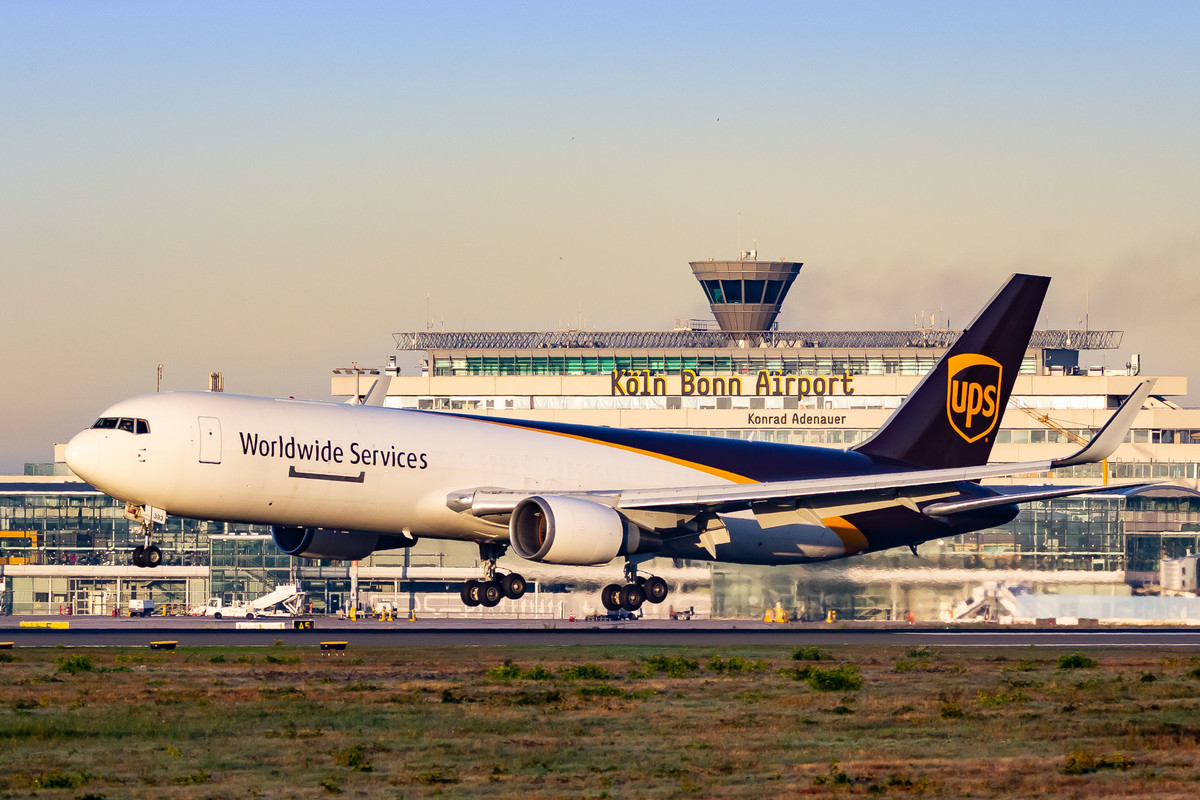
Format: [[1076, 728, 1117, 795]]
[[0, 644, 1199, 798]]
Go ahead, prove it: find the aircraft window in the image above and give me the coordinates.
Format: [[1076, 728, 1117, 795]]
[[136, 419, 150, 434], [92, 418, 119, 429], [117, 418, 135, 433]]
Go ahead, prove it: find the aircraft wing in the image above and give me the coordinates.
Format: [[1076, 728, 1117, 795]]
[[456, 462, 1152, 518], [451, 379, 1156, 518]]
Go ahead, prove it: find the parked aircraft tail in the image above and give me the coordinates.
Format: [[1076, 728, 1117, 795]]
[[852, 273, 1051, 469]]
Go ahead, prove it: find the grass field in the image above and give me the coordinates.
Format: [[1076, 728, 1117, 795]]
[[1, 643, 1199, 798]]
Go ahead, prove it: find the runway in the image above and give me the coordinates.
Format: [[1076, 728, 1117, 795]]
[[4, 616, 1200, 648]]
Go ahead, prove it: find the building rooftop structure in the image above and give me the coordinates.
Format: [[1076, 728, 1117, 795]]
[[392, 253, 1121, 356], [392, 328, 1122, 353]]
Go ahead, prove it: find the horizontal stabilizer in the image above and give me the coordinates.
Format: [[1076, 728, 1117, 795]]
[[921, 482, 1156, 517]]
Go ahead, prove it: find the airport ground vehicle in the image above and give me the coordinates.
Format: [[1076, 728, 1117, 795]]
[[128, 598, 154, 617], [189, 584, 306, 619], [189, 597, 254, 619]]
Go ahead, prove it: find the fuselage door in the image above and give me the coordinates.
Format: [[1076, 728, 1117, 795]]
[[198, 416, 222, 464]]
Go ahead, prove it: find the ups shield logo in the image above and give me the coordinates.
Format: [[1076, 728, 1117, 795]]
[[946, 354, 1002, 443]]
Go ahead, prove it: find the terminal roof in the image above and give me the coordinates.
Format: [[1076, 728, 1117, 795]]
[[394, 329, 1121, 352]]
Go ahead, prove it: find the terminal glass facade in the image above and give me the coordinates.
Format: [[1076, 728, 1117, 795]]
[[0, 486, 263, 568], [710, 492, 1200, 620], [208, 535, 294, 603], [431, 354, 1038, 377], [3, 480, 1197, 618]]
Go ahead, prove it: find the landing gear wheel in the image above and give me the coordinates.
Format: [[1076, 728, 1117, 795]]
[[144, 545, 163, 568], [644, 576, 669, 604], [480, 581, 503, 607], [619, 583, 646, 612], [461, 579, 482, 607], [601, 583, 623, 612], [501, 573, 527, 600], [132, 545, 147, 568]]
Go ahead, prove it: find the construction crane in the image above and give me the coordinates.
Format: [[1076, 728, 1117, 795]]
[[1015, 405, 1108, 485]]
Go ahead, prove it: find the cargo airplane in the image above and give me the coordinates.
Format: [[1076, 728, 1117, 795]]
[[65, 274, 1153, 612]]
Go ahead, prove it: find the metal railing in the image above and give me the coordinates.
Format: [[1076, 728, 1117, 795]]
[[395, 328, 1122, 351]]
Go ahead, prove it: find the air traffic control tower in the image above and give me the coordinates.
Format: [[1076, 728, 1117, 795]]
[[689, 257, 802, 334]]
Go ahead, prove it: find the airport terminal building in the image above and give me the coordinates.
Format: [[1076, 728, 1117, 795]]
[[4, 258, 1200, 619]]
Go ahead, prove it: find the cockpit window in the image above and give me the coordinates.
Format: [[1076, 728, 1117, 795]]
[[91, 417, 151, 434]]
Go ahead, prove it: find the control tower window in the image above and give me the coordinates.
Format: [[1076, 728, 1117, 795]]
[[743, 280, 765, 303], [720, 280, 742, 303], [702, 280, 724, 303], [762, 280, 783, 304]]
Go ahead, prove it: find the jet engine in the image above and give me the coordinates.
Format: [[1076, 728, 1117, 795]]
[[272, 526, 415, 561], [508, 495, 660, 566]]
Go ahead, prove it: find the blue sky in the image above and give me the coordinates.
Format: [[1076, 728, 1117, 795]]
[[1, 2, 1198, 470]]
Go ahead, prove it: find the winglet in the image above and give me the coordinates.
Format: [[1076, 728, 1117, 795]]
[[361, 375, 393, 407], [1051, 379, 1155, 468]]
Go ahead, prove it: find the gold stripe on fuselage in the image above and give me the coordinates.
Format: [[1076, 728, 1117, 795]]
[[823, 515, 870, 555]]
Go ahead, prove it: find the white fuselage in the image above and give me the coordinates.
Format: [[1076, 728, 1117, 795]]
[[64, 391, 745, 544]]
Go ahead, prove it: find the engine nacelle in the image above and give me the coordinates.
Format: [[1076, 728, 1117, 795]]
[[272, 526, 416, 561], [508, 495, 659, 566]]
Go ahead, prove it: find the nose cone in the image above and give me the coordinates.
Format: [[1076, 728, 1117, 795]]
[[65, 431, 100, 482]]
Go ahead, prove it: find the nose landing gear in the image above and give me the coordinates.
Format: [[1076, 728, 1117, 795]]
[[460, 542, 527, 608], [132, 542, 162, 568], [126, 505, 164, 568]]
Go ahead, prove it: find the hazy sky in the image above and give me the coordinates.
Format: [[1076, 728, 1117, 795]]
[[2, 2, 1198, 472]]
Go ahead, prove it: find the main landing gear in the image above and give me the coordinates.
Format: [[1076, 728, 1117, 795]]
[[601, 561, 669, 613], [460, 542, 527, 608]]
